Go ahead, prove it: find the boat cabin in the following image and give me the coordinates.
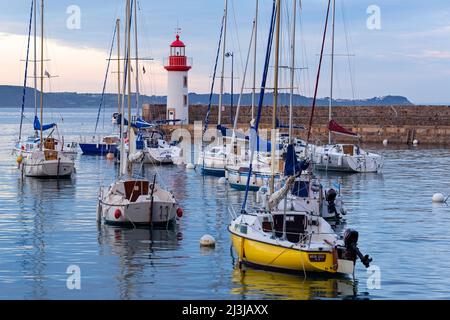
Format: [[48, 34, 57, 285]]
[[44, 138, 57, 150], [123, 180, 150, 202]]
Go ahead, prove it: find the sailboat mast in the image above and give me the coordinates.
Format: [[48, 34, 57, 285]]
[[217, 0, 228, 126], [126, 0, 133, 174], [34, 0, 38, 136], [289, 0, 297, 144], [127, 0, 132, 137], [251, 0, 258, 121], [270, 0, 281, 194], [328, 0, 336, 145], [117, 19, 121, 115], [134, 0, 140, 115], [39, 0, 44, 151]]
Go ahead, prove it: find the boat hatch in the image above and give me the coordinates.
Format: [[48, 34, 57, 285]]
[[44, 150, 58, 161], [44, 138, 56, 150], [124, 181, 149, 202], [273, 214, 306, 243], [343, 145, 354, 156]]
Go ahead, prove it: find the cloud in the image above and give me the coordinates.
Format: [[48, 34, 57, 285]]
[[403, 50, 450, 60], [0, 32, 209, 95]]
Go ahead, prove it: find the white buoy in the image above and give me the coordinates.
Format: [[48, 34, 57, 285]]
[[382, 139, 388, 146], [413, 139, 419, 146], [432, 193, 445, 203], [218, 177, 227, 184], [186, 163, 195, 170], [200, 234, 216, 248]]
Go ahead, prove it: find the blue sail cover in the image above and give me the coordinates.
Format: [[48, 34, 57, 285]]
[[284, 144, 309, 176], [134, 117, 153, 129], [34, 116, 56, 131], [219, 124, 282, 152]]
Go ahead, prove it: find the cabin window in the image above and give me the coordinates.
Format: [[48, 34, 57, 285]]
[[292, 181, 309, 197]]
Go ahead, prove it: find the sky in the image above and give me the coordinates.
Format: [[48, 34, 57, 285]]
[[1, 0, 450, 104]]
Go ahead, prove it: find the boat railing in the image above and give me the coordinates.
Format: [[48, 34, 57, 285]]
[[228, 206, 238, 220]]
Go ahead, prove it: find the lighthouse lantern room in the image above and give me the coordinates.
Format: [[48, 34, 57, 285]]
[[164, 34, 192, 124]]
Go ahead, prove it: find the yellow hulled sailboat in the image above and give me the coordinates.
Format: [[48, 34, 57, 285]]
[[229, 0, 371, 276]]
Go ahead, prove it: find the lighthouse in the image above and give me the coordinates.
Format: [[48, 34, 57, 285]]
[[164, 34, 192, 124]]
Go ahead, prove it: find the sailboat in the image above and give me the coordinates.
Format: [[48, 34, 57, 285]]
[[229, 0, 371, 275], [21, 0, 75, 178], [97, 0, 182, 227], [311, 0, 383, 173], [270, 0, 346, 221], [14, 0, 77, 162], [225, 0, 284, 189], [126, 6, 181, 166], [198, 0, 244, 177], [79, 20, 120, 156]]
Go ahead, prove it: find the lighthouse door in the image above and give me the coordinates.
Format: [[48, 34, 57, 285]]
[[168, 108, 176, 125]]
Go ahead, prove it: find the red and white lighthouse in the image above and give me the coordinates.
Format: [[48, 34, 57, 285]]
[[164, 34, 192, 124]]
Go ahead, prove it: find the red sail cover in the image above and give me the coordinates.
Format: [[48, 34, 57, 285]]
[[328, 120, 359, 137]]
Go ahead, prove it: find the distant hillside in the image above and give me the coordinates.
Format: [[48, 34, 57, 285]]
[[0, 85, 413, 108]]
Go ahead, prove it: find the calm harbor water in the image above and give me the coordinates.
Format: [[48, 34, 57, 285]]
[[0, 107, 449, 300]]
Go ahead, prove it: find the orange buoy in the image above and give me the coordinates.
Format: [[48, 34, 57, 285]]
[[106, 152, 115, 160]]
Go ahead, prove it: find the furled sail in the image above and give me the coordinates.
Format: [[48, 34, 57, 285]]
[[34, 116, 56, 131], [328, 119, 359, 137], [268, 144, 310, 210], [133, 117, 154, 129]]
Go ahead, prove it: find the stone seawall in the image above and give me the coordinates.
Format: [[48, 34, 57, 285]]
[[143, 104, 450, 145]]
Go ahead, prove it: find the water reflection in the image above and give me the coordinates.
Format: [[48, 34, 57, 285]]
[[98, 226, 182, 300], [15, 177, 76, 299], [2, 108, 450, 299], [230, 267, 358, 300]]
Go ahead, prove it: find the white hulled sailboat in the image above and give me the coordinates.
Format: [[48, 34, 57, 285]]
[[311, 0, 383, 173], [21, 0, 75, 178], [97, 1, 182, 227]]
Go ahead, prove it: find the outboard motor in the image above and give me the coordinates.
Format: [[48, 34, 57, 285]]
[[326, 188, 339, 219], [344, 229, 372, 268]]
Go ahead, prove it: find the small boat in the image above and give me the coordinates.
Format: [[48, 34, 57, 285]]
[[131, 129, 179, 165], [20, 0, 76, 178], [79, 135, 119, 156], [226, 153, 282, 191], [14, 133, 78, 161], [229, 210, 371, 275], [98, 2, 182, 228], [309, 0, 383, 174], [311, 143, 383, 173], [198, 145, 228, 177], [23, 148, 75, 178], [227, 164, 280, 191], [97, 178, 182, 227]]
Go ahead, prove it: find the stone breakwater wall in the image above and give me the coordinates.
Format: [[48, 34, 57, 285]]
[[142, 104, 450, 145]]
